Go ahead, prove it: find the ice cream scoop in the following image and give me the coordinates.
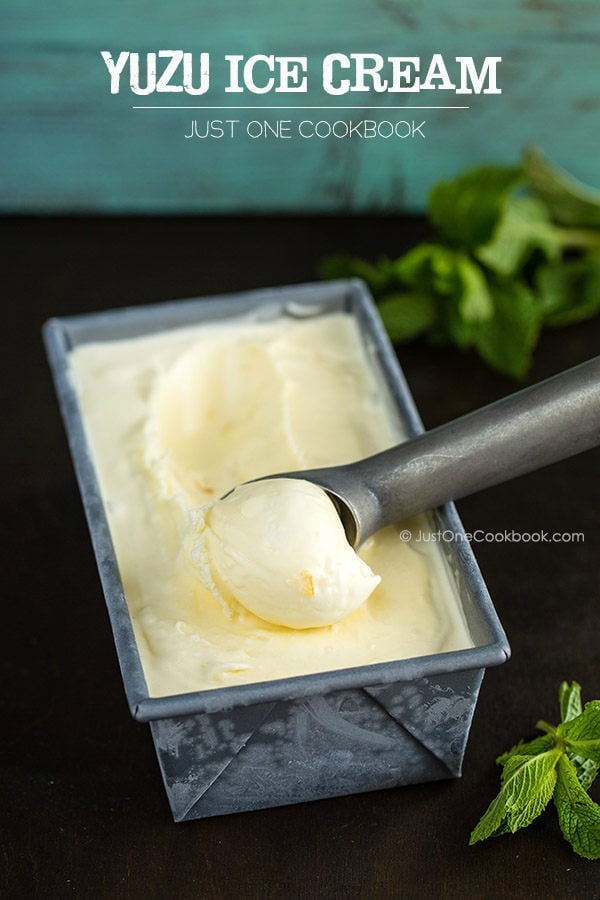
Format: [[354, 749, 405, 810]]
[[274, 355, 600, 547], [205, 355, 599, 629]]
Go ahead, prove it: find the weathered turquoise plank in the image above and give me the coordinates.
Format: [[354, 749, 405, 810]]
[[2, 1, 600, 212]]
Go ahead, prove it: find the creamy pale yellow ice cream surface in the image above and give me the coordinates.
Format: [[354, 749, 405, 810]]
[[69, 310, 473, 697]]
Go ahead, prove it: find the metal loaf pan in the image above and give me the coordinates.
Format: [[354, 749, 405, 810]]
[[43, 279, 510, 822]]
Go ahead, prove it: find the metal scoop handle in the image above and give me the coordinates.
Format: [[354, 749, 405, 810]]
[[297, 355, 600, 547]]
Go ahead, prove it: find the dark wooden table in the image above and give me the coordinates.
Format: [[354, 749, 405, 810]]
[[2, 217, 599, 899]]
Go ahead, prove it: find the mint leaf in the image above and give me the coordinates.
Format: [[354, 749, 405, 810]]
[[560, 681, 583, 723], [468, 788, 512, 842], [497, 733, 555, 767], [392, 243, 456, 295], [557, 688, 600, 793], [472, 279, 541, 379], [524, 146, 600, 228], [558, 702, 600, 767], [502, 750, 562, 831], [377, 293, 438, 342], [570, 757, 600, 793], [455, 254, 494, 323], [559, 701, 600, 743], [430, 164, 522, 249], [439, 293, 476, 350], [394, 245, 494, 347], [477, 195, 562, 276], [469, 747, 561, 844], [554, 754, 600, 859], [537, 256, 600, 328], [405, 251, 495, 349]]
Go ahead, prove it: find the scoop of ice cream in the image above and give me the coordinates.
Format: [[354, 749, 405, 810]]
[[203, 478, 380, 629]]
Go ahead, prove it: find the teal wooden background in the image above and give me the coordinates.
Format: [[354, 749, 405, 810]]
[[3, 1, 600, 213]]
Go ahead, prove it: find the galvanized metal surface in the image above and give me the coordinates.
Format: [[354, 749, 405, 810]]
[[151, 670, 485, 822]]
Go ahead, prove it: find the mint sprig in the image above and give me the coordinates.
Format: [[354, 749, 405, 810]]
[[470, 681, 600, 859], [320, 149, 600, 378]]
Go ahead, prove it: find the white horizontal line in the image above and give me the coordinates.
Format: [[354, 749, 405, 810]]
[[132, 105, 470, 110]]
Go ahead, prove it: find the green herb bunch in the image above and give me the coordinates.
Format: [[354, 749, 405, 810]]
[[470, 681, 600, 858], [321, 149, 600, 378]]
